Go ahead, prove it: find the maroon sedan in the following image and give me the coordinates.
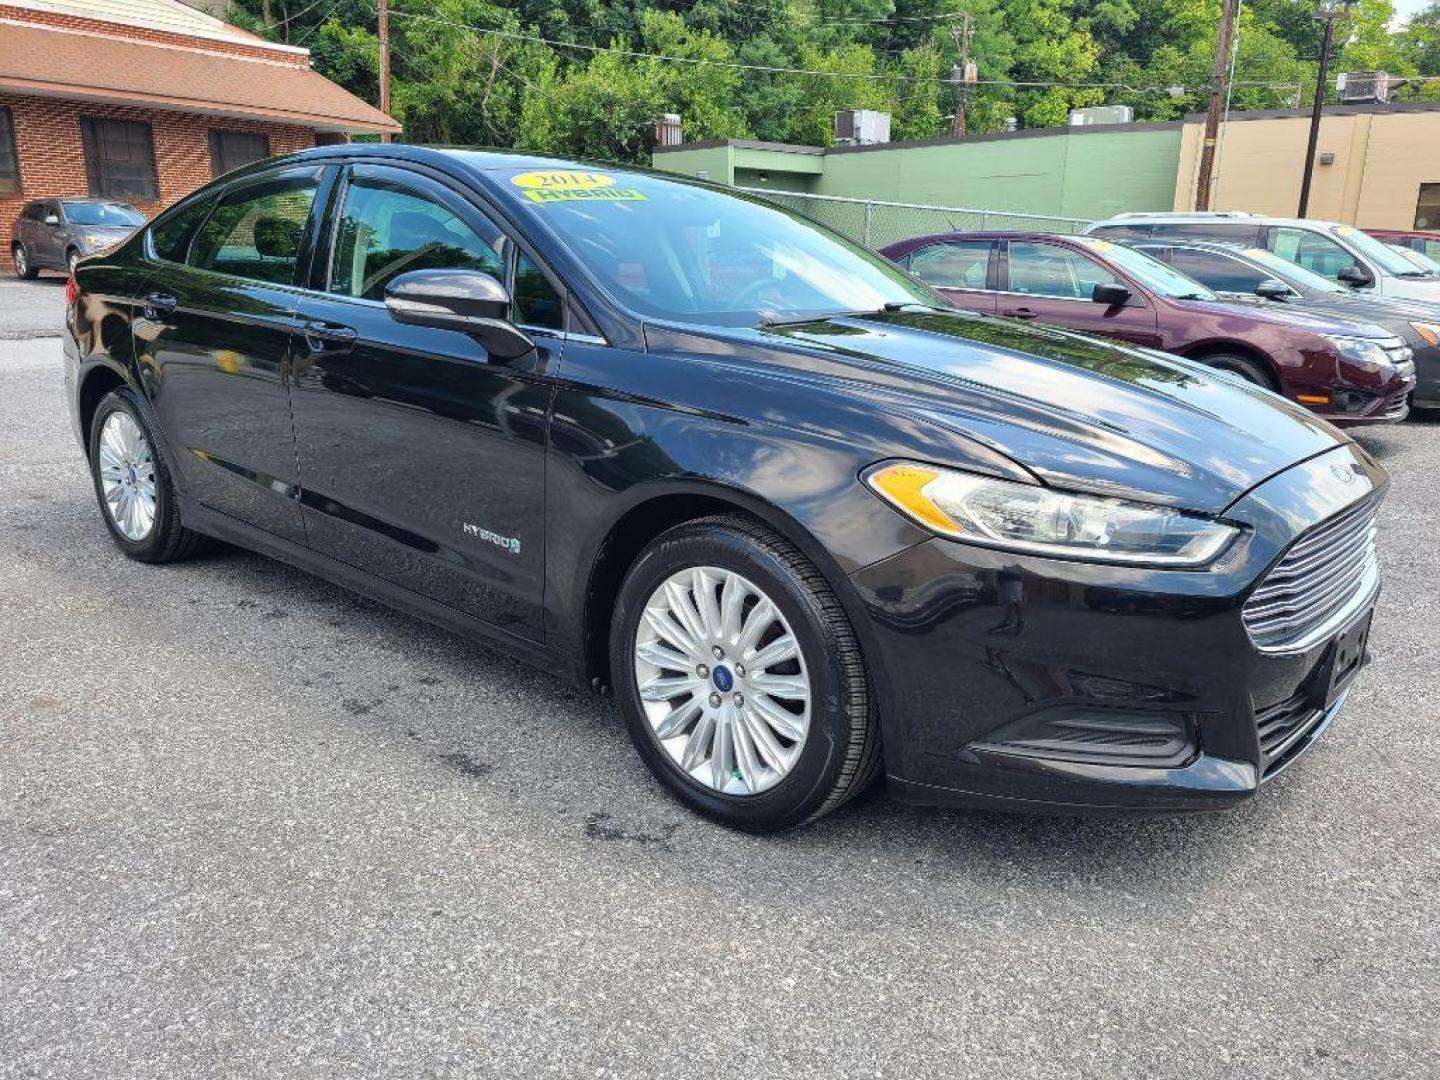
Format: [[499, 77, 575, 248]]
[[882, 231, 1416, 426]]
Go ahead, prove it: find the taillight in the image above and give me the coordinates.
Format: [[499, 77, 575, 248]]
[[65, 273, 78, 307]]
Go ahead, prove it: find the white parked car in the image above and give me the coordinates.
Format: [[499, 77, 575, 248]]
[[1084, 211, 1440, 304]]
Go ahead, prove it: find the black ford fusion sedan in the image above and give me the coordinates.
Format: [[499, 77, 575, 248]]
[[64, 146, 1385, 831]]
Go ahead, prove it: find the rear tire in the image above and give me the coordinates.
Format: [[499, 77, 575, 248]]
[[1203, 353, 1276, 390], [12, 244, 37, 280], [610, 514, 881, 832], [66, 248, 80, 275], [88, 387, 204, 563]]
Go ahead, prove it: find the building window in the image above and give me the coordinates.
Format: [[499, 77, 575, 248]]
[[209, 130, 270, 178], [1415, 184, 1440, 230], [0, 107, 19, 195], [80, 117, 158, 200]]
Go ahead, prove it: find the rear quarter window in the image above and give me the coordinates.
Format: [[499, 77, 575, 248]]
[[150, 196, 217, 264]]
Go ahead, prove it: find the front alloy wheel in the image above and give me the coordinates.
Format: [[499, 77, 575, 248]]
[[612, 515, 880, 832], [634, 566, 810, 796]]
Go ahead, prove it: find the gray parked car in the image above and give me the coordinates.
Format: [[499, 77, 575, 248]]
[[11, 198, 145, 278]]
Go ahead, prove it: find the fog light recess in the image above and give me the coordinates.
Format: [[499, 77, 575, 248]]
[[969, 707, 1196, 769]]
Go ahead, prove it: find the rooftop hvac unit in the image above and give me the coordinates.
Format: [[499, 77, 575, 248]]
[[834, 109, 891, 146], [654, 113, 683, 146], [1068, 105, 1135, 127], [1336, 72, 1391, 104]]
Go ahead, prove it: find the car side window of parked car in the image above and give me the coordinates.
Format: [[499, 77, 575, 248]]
[[328, 176, 505, 301], [1167, 248, 1270, 293], [188, 172, 320, 286], [908, 241, 991, 290], [1268, 227, 1356, 280], [1007, 241, 1118, 299]]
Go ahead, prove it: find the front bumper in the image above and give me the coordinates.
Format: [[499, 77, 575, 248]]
[[849, 443, 1386, 814]]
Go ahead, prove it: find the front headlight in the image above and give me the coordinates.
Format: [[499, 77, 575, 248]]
[[1410, 321, 1440, 347], [865, 463, 1240, 567], [1324, 334, 1399, 371]]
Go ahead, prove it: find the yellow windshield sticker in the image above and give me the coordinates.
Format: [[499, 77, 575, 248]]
[[1088, 239, 1115, 252], [521, 187, 646, 205], [1336, 225, 1354, 236], [1244, 247, 1266, 257], [511, 170, 618, 191]]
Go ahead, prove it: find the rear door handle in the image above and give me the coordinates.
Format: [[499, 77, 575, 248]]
[[142, 292, 177, 318], [1002, 306, 1038, 320], [303, 319, 357, 354]]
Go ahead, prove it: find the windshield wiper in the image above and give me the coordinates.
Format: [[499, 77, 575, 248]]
[[759, 301, 914, 328]]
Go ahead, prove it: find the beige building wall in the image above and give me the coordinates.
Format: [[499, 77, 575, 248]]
[[1174, 108, 1440, 228]]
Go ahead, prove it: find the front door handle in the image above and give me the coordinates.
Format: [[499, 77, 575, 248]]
[[142, 292, 177, 318], [303, 320, 357, 354], [1002, 306, 1038, 320]]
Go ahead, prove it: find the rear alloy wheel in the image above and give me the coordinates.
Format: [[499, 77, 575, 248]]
[[1205, 353, 1275, 389], [12, 244, 36, 280], [88, 388, 204, 563], [611, 515, 880, 831]]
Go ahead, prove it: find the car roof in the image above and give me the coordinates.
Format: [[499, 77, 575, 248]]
[[880, 231, 1091, 254], [1092, 213, 1345, 230]]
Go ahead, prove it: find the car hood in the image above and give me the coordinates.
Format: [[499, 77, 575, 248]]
[[655, 308, 1348, 515], [1216, 292, 1433, 344], [1379, 276, 1440, 302], [1175, 295, 1393, 338]]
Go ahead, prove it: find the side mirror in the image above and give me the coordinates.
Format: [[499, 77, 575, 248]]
[[43, 214, 59, 226], [1091, 282, 1132, 306], [1254, 278, 1292, 300], [384, 268, 534, 360], [1337, 264, 1371, 287]]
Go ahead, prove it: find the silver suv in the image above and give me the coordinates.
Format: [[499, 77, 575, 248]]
[[11, 198, 145, 278], [1084, 211, 1440, 304]]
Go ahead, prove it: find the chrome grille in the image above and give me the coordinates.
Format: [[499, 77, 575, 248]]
[[1242, 497, 1379, 653]]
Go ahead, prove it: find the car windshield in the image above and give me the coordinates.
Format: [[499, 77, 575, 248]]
[[63, 202, 144, 227], [494, 166, 936, 325], [1388, 242, 1440, 274], [1335, 225, 1431, 277], [1228, 246, 1346, 293], [1073, 237, 1218, 300]]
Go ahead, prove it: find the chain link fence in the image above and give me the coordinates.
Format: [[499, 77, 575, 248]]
[[737, 188, 1092, 250]]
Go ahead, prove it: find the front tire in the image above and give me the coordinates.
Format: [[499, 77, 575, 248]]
[[1204, 353, 1276, 389], [88, 388, 203, 563], [610, 515, 880, 832], [12, 244, 37, 280]]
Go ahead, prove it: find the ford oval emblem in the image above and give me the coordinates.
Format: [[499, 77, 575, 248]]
[[1332, 463, 1356, 484]]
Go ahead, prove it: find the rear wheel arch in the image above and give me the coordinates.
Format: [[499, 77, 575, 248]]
[[77, 365, 128, 443]]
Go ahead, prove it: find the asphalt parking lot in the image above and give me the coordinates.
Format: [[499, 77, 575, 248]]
[[1, 295, 1437, 1077]]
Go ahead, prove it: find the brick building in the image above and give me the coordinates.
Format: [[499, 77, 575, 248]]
[[0, 0, 399, 269]]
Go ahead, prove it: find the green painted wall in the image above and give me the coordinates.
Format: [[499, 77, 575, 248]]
[[817, 127, 1182, 221], [653, 127, 1183, 223]]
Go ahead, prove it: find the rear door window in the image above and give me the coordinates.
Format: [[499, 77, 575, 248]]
[[907, 241, 992, 290]]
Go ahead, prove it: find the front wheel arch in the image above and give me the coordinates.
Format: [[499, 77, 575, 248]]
[[1181, 342, 1280, 391]]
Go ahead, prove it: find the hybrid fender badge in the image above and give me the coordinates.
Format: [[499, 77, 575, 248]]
[[463, 522, 522, 555], [1332, 464, 1356, 485]]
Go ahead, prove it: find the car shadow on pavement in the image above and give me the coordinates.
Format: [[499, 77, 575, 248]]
[[159, 539, 1268, 893]]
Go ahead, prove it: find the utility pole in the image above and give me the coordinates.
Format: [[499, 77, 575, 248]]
[[947, 13, 974, 138], [1298, 1, 1353, 217], [378, 0, 392, 143], [1195, 0, 1240, 211]]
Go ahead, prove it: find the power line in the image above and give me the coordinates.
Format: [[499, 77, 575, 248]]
[[384, 8, 1307, 95]]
